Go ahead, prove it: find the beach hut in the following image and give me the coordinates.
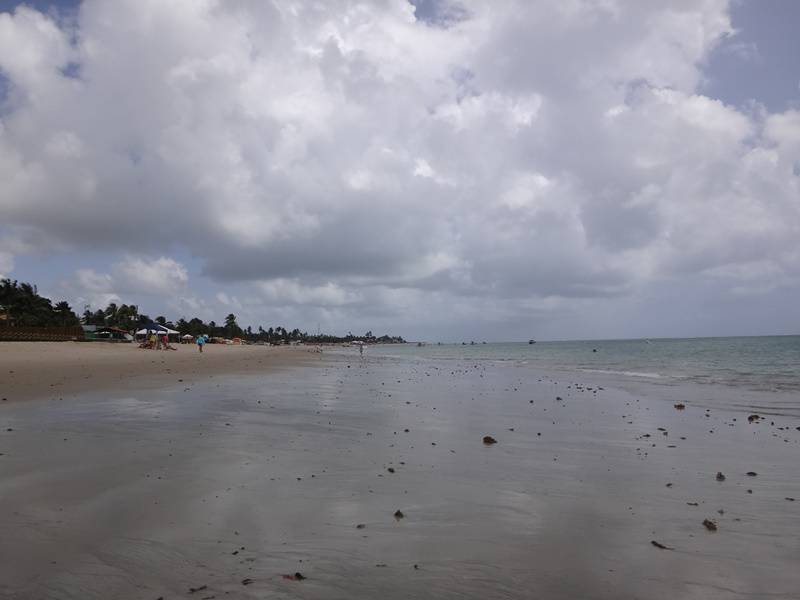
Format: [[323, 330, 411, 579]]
[[94, 326, 132, 342]]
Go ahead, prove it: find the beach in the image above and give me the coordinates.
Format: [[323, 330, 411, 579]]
[[0, 342, 321, 402], [1, 342, 799, 598]]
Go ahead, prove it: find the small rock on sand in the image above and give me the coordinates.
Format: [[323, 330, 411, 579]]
[[394, 510, 405, 519], [716, 472, 726, 481], [651, 540, 671, 550], [746, 471, 757, 477], [673, 403, 685, 410], [702, 519, 718, 531], [483, 436, 498, 445]]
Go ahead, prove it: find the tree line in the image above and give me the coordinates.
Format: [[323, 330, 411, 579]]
[[0, 279, 81, 327], [1, 278, 405, 344]]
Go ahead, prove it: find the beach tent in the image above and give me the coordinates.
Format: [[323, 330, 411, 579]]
[[135, 323, 180, 341]]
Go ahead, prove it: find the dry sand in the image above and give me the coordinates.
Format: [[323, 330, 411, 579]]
[[0, 341, 321, 402], [1, 347, 799, 598]]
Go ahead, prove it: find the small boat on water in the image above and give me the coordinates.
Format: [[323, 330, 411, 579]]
[[528, 339, 536, 344]]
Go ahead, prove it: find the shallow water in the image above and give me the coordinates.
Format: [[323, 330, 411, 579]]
[[1, 355, 798, 599], [367, 336, 800, 392]]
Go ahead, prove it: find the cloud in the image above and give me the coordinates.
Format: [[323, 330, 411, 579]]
[[61, 255, 190, 311], [258, 278, 362, 307], [0, 250, 12, 278], [114, 256, 189, 295], [72, 267, 120, 309], [1, 0, 799, 338]]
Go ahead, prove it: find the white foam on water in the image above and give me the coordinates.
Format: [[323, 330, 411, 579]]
[[579, 368, 664, 379]]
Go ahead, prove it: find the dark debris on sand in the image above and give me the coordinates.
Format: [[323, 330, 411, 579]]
[[703, 519, 718, 531]]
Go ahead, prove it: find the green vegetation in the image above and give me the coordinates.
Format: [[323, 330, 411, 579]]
[[1, 278, 404, 344], [0, 279, 80, 327]]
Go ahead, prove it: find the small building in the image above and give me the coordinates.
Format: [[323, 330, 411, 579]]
[[94, 326, 132, 342]]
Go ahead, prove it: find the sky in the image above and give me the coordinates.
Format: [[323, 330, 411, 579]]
[[0, 0, 798, 341]]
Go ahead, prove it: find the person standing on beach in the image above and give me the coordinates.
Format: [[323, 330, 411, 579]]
[[196, 335, 205, 353]]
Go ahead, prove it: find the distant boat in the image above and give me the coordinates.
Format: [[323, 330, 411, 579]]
[[528, 339, 536, 344]]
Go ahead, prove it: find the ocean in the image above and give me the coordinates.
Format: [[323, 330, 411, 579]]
[[364, 336, 800, 393]]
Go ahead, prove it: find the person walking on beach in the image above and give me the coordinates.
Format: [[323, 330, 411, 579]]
[[196, 335, 205, 353]]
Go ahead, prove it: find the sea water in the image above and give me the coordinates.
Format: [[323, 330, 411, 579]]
[[365, 336, 800, 392]]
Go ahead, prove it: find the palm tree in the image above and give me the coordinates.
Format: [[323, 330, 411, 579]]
[[115, 304, 138, 330], [224, 313, 242, 338], [104, 302, 119, 327], [53, 301, 79, 326]]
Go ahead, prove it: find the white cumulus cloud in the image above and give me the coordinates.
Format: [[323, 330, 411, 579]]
[[1, 0, 799, 339]]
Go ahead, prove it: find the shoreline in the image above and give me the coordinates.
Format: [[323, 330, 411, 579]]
[[1, 344, 798, 598], [0, 341, 325, 403]]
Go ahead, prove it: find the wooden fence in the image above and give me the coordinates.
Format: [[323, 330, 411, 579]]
[[0, 325, 86, 342]]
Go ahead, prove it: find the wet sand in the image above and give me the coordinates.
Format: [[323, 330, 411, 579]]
[[0, 341, 320, 402], [1, 351, 798, 598]]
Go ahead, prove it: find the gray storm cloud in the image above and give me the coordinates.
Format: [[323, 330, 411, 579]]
[[0, 0, 798, 339]]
